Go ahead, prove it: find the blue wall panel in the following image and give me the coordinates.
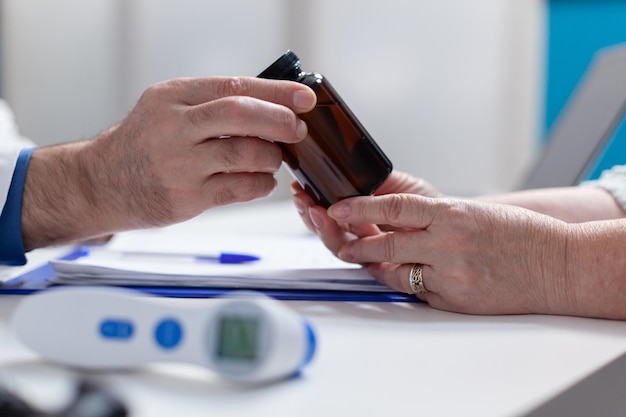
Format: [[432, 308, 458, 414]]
[[545, 0, 626, 180]]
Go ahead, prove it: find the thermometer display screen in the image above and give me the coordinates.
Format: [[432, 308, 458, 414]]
[[216, 317, 259, 361]]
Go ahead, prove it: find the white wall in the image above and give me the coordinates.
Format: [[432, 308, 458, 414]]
[[2, 0, 125, 144], [1, 0, 545, 197], [299, 0, 545, 194], [117, 0, 291, 108]]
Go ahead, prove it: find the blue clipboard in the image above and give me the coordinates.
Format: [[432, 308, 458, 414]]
[[0, 248, 421, 303]]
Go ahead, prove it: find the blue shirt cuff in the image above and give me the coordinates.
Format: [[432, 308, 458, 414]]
[[0, 147, 35, 266]]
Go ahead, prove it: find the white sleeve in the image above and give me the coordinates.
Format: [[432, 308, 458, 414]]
[[580, 165, 626, 211], [0, 99, 35, 212]]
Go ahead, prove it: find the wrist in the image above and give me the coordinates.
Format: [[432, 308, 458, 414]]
[[21, 140, 115, 249], [536, 222, 580, 316], [558, 221, 626, 319]]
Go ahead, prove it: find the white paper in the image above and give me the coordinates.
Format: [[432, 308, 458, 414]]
[[51, 230, 393, 292]]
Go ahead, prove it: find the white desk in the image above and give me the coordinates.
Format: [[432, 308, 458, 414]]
[[1, 200, 626, 417]]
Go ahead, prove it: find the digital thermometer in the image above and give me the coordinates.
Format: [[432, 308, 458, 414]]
[[11, 287, 316, 384]]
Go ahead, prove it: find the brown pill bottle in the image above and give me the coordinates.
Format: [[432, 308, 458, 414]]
[[258, 51, 393, 208]]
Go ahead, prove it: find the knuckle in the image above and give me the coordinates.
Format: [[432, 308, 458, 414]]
[[381, 194, 407, 222], [140, 83, 162, 100], [214, 138, 281, 172], [214, 139, 243, 167], [382, 233, 398, 260], [274, 106, 296, 130], [212, 187, 238, 206], [235, 176, 263, 199], [268, 154, 282, 171], [219, 96, 255, 123], [140, 79, 179, 102], [213, 175, 273, 206], [215, 77, 248, 98], [251, 142, 282, 171], [187, 101, 219, 126]]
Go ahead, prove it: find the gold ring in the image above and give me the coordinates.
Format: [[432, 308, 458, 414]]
[[409, 263, 428, 294]]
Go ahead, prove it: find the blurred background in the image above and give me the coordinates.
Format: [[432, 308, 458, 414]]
[[1, 0, 625, 199]]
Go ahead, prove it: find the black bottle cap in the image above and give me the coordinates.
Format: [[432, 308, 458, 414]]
[[258, 50, 301, 80]]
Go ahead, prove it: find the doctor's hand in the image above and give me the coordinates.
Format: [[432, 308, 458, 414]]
[[22, 76, 316, 250]]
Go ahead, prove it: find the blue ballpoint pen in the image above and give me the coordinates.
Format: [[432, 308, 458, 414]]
[[118, 251, 261, 264]]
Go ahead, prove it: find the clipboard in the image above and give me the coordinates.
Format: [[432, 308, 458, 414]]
[[0, 247, 420, 303]]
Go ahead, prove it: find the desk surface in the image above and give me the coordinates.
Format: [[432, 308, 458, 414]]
[[1, 200, 626, 417]]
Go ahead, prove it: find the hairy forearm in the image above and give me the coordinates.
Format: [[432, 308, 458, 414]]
[[20, 129, 166, 250], [20, 139, 131, 250], [21, 141, 98, 250], [477, 186, 626, 223]]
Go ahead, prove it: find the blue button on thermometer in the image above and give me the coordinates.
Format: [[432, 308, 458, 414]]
[[12, 287, 316, 384]]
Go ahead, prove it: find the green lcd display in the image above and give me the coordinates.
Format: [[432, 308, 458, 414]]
[[216, 316, 259, 361]]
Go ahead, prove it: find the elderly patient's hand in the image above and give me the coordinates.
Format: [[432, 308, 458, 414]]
[[292, 170, 443, 255], [296, 179, 584, 316], [325, 194, 575, 316]]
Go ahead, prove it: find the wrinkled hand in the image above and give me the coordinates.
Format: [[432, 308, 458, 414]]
[[22, 77, 316, 249], [292, 170, 442, 254], [325, 194, 574, 316]]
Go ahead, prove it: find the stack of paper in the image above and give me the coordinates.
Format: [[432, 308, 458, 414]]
[[51, 230, 393, 293]]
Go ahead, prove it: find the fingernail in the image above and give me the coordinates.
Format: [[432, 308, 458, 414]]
[[293, 90, 315, 110], [296, 119, 308, 140], [338, 245, 354, 262], [329, 202, 350, 219], [309, 207, 324, 230]]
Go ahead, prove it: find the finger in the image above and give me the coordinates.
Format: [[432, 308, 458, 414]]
[[367, 262, 436, 298], [156, 76, 317, 113], [375, 171, 442, 197], [196, 137, 283, 175], [291, 186, 357, 257], [187, 95, 309, 144], [291, 182, 381, 238], [202, 172, 277, 208], [308, 205, 354, 256], [292, 187, 318, 233], [290, 180, 304, 194], [328, 194, 443, 229], [346, 222, 381, 238], [337, 230, 436, 265], [375, 171, 421, 195]]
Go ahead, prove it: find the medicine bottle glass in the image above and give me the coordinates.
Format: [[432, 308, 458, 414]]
[[258, 51, 392, 208]]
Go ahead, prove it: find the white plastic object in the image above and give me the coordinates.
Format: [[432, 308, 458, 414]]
[[11, 287, 316, 384]]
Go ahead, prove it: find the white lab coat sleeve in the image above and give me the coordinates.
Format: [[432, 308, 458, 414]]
[[0, 99, 36, 213]]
